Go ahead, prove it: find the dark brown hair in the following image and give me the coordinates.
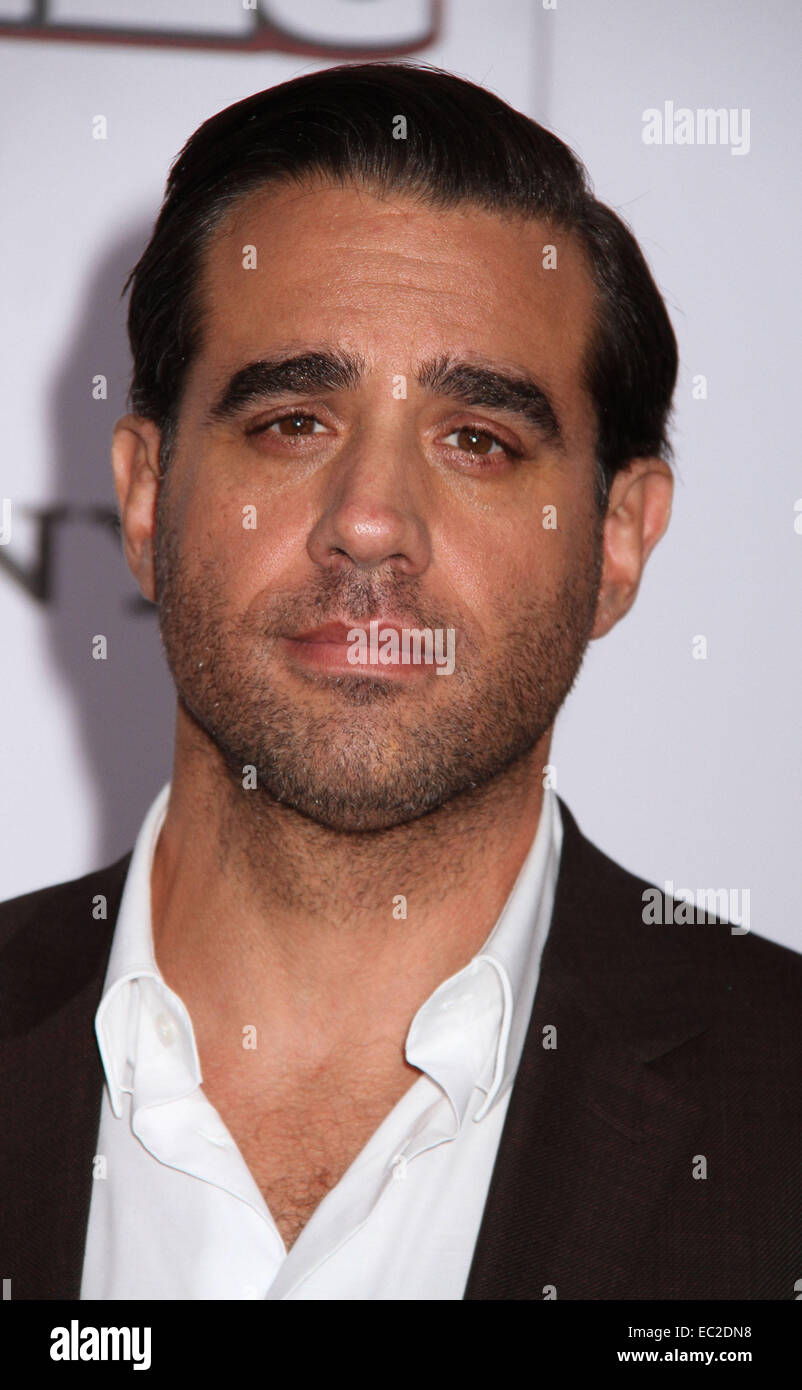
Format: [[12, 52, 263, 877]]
[[124, 61, 678, 508]]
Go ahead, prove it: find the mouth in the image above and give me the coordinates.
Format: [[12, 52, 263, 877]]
[[288, 620, 385, 645], [281, 617, 436, 679]]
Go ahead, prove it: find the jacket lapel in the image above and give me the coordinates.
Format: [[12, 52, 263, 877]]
[[3, 799, 717, 1300], [464, 799, 711, 1300], [0, 852, 131, 1300]]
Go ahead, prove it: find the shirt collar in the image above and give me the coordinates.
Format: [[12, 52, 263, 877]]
[[404, 786, 562, 1129], [94, 781, 197, 1118], [94, 781, 562, 1132]]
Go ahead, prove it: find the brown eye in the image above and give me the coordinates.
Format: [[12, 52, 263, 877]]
[[271, 413, 322, 436], [444, 426, 507, 456]]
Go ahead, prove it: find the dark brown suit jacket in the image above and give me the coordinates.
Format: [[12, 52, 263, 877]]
[[1, 798, 800, 1300]]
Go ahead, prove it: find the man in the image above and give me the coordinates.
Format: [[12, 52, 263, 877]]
[[1, 61, 800, 1302]]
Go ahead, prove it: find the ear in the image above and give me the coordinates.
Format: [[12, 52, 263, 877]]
[[591, 457, 673, 640], [111, 415, 164, 604]]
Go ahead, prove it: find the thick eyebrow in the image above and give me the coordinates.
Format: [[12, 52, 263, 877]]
[[204, 347, 564, 447], [204, 350, 366, 426], [417, 354, 564, 449]]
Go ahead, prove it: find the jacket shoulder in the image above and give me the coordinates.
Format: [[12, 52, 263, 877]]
[[0, 851, 132, 939], [555, 796, 802, 1027], [0, 852, 132, 1034]]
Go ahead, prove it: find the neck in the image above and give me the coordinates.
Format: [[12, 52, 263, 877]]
[[151, 704, 552, 1077]]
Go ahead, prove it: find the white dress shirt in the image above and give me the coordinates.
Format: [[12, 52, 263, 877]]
[[80, 782, 563, 1300]]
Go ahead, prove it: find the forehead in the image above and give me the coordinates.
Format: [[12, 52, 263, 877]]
[[190, 179, 598, 439]]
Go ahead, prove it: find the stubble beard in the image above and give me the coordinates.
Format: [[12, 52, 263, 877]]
[[153, 492, 603, 834]]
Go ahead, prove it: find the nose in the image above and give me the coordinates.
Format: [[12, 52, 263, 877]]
[[306, 427, 431, 578]]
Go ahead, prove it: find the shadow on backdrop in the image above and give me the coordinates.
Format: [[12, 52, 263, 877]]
[[44, 222, 174, 867]]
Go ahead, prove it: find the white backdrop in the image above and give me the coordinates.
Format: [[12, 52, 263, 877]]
[[1, 0, 799, 951]]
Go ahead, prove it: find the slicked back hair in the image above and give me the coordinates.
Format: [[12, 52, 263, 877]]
[[123, 61, 678, 510]]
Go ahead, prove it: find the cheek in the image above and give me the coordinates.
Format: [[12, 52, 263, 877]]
[[240, 502, 310, 587], [449, 507, 581, 616], [181, 474, 315, 595]]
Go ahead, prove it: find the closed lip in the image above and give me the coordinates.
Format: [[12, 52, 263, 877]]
[[285, 619, 418, 644]]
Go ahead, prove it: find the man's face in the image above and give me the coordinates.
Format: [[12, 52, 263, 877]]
[[153, 180, 604, 831]]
